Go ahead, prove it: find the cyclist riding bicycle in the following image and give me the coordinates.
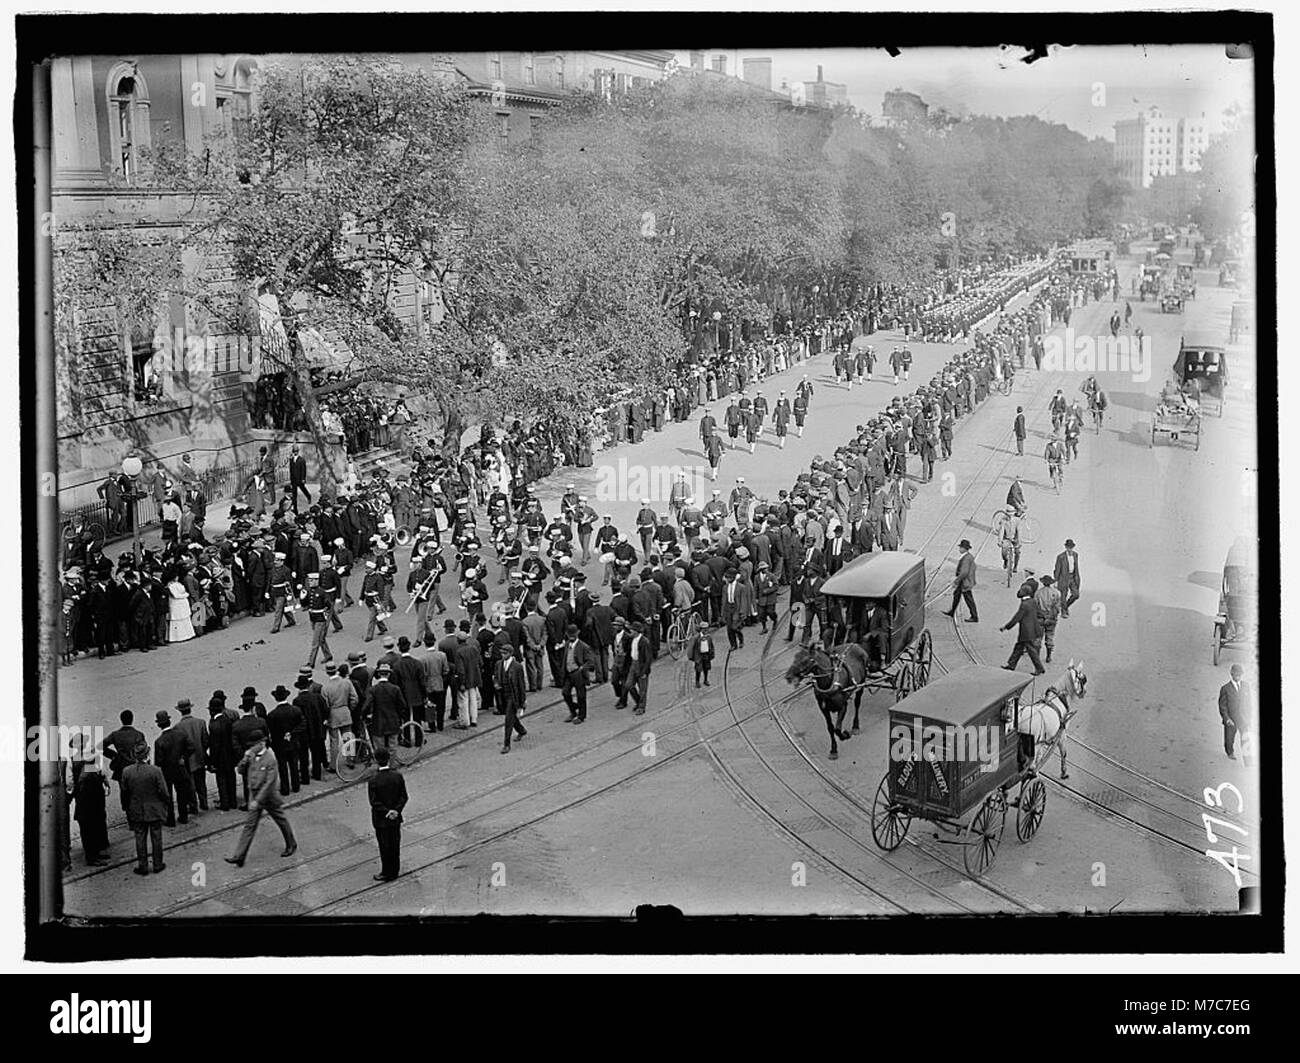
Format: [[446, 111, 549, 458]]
[[1006, 476, 1027, 518], [999, 511, 1022, 580], [1044, 436, 1066, 490]]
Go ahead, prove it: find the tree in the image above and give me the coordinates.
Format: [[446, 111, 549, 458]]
[[152, 54, 481, 471]]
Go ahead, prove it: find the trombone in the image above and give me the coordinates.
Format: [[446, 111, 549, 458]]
[[405, 568, 440, 613]]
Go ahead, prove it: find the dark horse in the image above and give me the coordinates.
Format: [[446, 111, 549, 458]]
[[785, 643, 871, 760]]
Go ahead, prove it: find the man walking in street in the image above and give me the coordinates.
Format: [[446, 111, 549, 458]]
[[497, 646, 529, 753], [1054, 539, 1081, 617], [225, 735, 297, 867], [1001, 589, 1046, 675], [721, 567, 753, 649], [560, 623, 598, 723], [625, 619, 653, 715], [943, 539, 979, 622], [367, 747, 408, 881], [1035, 575, 1062, 664], [302, 572, 334, 668], [1218, 664, 1252, 761], [1013, 406, 1027, 456]]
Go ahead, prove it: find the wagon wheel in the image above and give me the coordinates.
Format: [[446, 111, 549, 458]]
[[1016, 778, 1047, 842], [870, 774, 911, 852], [1213, 621, 1224, 666], [913, 629, 933, 688], [893, 661, 915, 703], [963, 790, 1006, 876]]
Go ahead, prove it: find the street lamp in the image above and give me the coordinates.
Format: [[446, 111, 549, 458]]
[[812, 284, 820, 320], [712, 310, 722, 351], [121, 455, 142, 565]]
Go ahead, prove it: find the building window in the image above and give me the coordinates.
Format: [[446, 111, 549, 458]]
[[497, 112, 510, 143], [523, 52, 536, 85], [106, 63, 151, 182], [529, 114, 543, 137], [106, 65, 150, 181], [555, 56, 565, 89], [490, 53, 503, 81]]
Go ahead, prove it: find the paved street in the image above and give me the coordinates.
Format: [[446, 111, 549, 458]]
[[60, 246, 1257, 917]]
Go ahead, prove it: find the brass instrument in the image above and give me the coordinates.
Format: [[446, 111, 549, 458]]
[[405, 568, 439, 613]]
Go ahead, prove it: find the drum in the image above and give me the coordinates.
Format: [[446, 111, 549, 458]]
[[599, 551, 615, 564]]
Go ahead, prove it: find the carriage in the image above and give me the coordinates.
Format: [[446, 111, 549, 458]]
[[1160, 290, 1184, 314], [786, 552, 933, 759], [869, 665, 1077, 876], [1213, 537, 1257, 666], [1150, 378, 1201, 450], [1176, 262, 1197, 299], [820, 551, 933, 698], [1175, 334, 1227, 417]]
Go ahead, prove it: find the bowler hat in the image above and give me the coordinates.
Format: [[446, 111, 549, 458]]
[[958, 539, 972, 550], [241, 686, 258, 699], [155, 710, 171, 725], [1064, 539, 1076, 548], [271, 684, 292, 701]]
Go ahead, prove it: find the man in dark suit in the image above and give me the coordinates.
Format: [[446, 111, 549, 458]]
[[390, 637, 428, 728], [559, 624, 598, 723], [582, 591, 616, 683], [363, 664, 409, 753], [721, 568, 755, 649], [1013, 406, 1027, 455], [1001, 590, 1046, 675], [121, 743, 170, 875], [103, 709, 146, 814], [288, 445, 310, 514], [823, 525, 851, 576], [153, 710, 196, 827], [367, 747, 409, 880], [944, 539, 979, 622], [624, 620, 654, 715], [545, 592, 570, 688], [267, 685, 305, 795], [1053, 539, 1081, 617], [231, 698, 269, 811], [208, 698, 239, 811], [173, 698, 208, 813], [496, 647, 528, 753], [1218, 664, 1252, 760]]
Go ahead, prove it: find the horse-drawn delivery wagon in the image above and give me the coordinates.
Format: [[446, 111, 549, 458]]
[[869, 662, 1088, 876], [785, 552, 933, 759]]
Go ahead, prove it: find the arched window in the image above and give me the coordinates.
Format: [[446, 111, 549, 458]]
[[216, 55, 259, 140], [105, 61, 151, 181]]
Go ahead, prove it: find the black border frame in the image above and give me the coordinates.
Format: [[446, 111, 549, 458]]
[[16, 9, 1279, 960]]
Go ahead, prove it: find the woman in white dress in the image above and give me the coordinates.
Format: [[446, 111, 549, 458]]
[[167, 574, 196, 643]]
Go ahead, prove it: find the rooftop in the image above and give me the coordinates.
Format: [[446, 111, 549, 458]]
[[889, 665, 1035, 727], [821, 551, 924, 598]]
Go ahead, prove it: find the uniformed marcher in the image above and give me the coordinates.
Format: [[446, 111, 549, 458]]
[[302, 572, 334, 668]]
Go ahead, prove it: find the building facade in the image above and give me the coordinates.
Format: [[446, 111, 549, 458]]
[[1114, 106, 1210, 189]]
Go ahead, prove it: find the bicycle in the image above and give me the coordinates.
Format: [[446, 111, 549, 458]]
[[666, 606, 702, 660], [1000, 539, 1021, 587], [992, 509, 1040, 544], [995, 376, 1013, 396], [1048, 462, 1064, 494], [335, 713, 426, 782]]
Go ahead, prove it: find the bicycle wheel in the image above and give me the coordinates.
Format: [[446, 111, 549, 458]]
[[335, 735, 373, 782], [667, 619, 686, 660], [394, 720, 427, 766], [1018, 516, 1040, 544], [991, 509, 1008, 536]]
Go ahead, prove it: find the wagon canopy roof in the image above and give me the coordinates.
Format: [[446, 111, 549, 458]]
[[1180, 331, 1225, 351], [1225, 535, 1255, 570], [890, 665, 1034, 726], [821, 551, 924, 598]]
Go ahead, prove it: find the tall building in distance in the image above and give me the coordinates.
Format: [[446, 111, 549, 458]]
[[1113, 106, 1210, 189]]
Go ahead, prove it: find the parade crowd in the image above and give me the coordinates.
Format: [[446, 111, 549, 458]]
[[61, 253, 1105, 879]]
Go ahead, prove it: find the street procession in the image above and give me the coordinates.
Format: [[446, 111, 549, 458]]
[[35, 37, 1263, 935]]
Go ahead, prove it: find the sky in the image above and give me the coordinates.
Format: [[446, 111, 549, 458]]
[[670, 45, 1255, 140]]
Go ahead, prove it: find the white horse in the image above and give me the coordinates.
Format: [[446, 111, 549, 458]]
[[1017, 659, 1089, 779]]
